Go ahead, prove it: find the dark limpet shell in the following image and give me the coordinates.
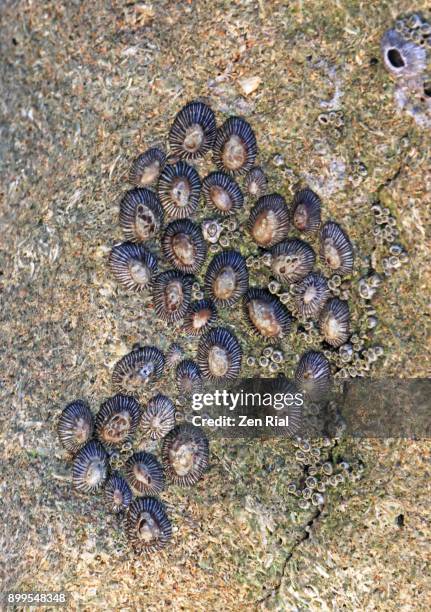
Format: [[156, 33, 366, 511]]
[[264, 377, 303, 437], [175, 359, 203, 396], [57, 400, 94, 454], [243, 288, 292, 341], [161, 219, 207, 274], [294, 272, 330, 319], [119, 188, 164, 243], [197, 327, 242, 381], [105, 472, 132, 513], [204, 250, 249, 307], [129, 148, 166, 186], [157, 161, 201, 219], [271, 238, 316, 283], [202, 171, 244, 215], [295, 350, 331, 402], [169, 100, 217, 160], [124, 452, 165, 496], [213, 116, 257, 176], [109, 242, 157, 291], [126, 496, 172, 553], [72, 440, 109, 494], [112, 346, 165, 394], [319, 221, 354, 276], [141, 394, 176, 440], [95, 394, 141, 448], [248, 194, 290, 248], [245, 166, 268, 198], [153, 270, 193, 322], [161, 424, 209, 487], [291, 188, 321, 233], [182, 299, 217, 335], [319, 298, 350, 348]]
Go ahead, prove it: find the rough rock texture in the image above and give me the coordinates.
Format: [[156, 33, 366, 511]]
[[1, 1, 430, 610]]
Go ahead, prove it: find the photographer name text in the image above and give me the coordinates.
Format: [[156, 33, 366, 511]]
[[191, 414, 290, 427]]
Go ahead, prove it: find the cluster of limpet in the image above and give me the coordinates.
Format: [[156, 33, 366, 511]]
[[110, 101, 274, 401], [108, 100, 396, 405], [57, 394, 209, 553], [61, 100, 404, 552]]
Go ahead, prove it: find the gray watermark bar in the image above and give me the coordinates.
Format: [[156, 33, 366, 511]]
[[187, 378, 431, 439]]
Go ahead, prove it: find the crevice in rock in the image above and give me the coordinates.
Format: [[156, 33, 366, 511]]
[[257, 440, 339, 606]]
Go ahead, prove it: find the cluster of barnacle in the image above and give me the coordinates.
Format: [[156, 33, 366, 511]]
[[370, 202, 409, 276], [288, 434, 365, 511], [317, 110, 345, 139], [381, 12, 431, 126], [284, 395, 367, 510], [371, 203, 400, 246], [58, 396, 209, 553], [349, 159, 369, 188], [204, 217, 240, 252], [246, 347, 285, 375]]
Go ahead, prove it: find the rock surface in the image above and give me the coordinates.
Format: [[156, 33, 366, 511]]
[[0, 1, 430, 609]]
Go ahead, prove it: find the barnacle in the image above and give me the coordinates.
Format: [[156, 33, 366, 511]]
[[202, 218, 223, 244], [381, 28, 427, 80]]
